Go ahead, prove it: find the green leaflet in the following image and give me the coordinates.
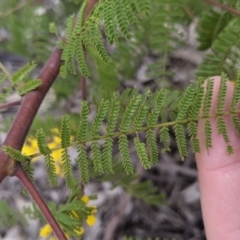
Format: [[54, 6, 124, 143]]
[[61, 115, 74, 189], [3, 146, 31, 162], [36, 129, 57, 188], [91, 141, 103, 173], [61, 115, 71, 148], [12, 61, 37, 84], [0, 61, 41, 102], [76, 144, 89, 184], [18, 79, 41, 96], [118, 134, 134, 175], [187, 121, 200, 153], [146, 129, 158, 164], [203, 78, 214, 116], [159, 126, 170, 153], [91, 98, 109, 138], [147, 89, 167, 127], [177, 85, 197, 121], [134, 137, 151, 170], [120, 94, 142, 132], [204, 120, 212, 151], [174, 124, 188, 160], [77, 101, 89, 143], [106, 92, 120, 135], [102, 137, 114, 173], [216, 73, 227, 114]]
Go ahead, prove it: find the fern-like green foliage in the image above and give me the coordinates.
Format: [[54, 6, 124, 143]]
[[5, 73, 240, 190], [31, 187, 96, 238], [0, 186, 96, 239], [197, 0, 240, 79], [0, 0, 54, 63], [0, 61, 41, 103], [60, 0, 151, 78], [145, 1, 185, 85], [4, 2, 240, 238]]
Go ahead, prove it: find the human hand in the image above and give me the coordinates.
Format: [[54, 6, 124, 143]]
[[196, 76, 240, 239]]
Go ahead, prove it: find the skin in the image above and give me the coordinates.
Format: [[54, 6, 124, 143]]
[[196, 76, 240, 239]]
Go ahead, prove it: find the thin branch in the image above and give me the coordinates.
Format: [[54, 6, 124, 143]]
[[15, 167, 67, 240], [0, 47, 62, 179], [0, 0, 30, 19], [0, 47, 64, 238], [0, 99, 22, 110], [204, 0, 240, 18], [0, 1, 99, 239]]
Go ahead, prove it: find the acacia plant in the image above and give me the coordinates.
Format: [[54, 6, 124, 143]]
[[1, 0, 240, 239]]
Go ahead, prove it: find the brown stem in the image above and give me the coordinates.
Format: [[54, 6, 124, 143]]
[[0, 1, 99, 239], [0, 47, 64, 238], [15, 167, 67, 240], [0, 99, 22, 110], [204, 0, 240, 18], [0, 47, 62, 179]]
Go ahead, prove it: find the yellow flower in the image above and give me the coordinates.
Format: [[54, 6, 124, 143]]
[[48, 141, 62, 160], [81, 195, 90, 204], [22, 138, 39, 161], [74, 227, 84, 236], [86, 215, 96, 226], [39, 224, 52, 237]]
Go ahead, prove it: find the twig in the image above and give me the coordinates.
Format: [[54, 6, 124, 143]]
[[0, 1, 99, 239], [0, 99, 22, 110], [204, 0, 240, 18], [15, 167, 67, 239], [0, 0, 30, 19], [0, 47, 62, 178], [0, 47, 65, 238]]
